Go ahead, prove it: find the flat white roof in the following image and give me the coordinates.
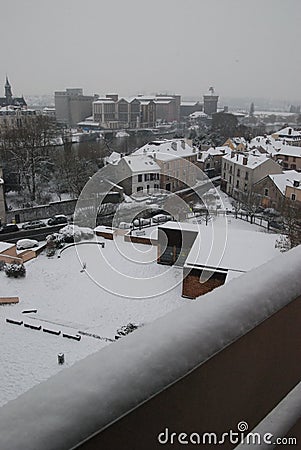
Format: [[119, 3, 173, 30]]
[[185, 226, 280, 272], [0, 242, 15, 253]]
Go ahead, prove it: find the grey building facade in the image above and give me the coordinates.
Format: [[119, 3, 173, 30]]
[[55, 88, 97, 127]]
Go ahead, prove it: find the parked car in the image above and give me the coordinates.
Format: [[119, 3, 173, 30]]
[[0, 223, 19, 234], [16, 239, 39, 250], [269, 220, 285, 230], [47, 215, 68, 226], [22, 220, 47, 230], [118, 222, 133, 230], [133, 218, 151, 227], [151, 214, 173, 224]]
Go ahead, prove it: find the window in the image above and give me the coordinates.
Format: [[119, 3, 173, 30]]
[[293, 157, 296, 162], [137, 186, 143, 192], [291, 164, 296, 170], [144, 174, 150, 181], [245, 172, 249, 180], [291, 193, 296, 201], [223, 172, 226, 179], [264, 188, 269, 196], [229, 175, 232, 184], [236, 180, 239, 188], [244, 183, 248, 191], [138, 174, 142, 182], [229, 166, 232, 173], [284, 156, 289, 161], [237, 169, 240, 177]]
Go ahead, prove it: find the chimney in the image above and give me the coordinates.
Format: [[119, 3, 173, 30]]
[[231, 151, 235, 158], [243, 156, 248, 165]]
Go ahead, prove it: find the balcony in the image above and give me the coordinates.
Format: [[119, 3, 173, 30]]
[[0, 246, 300, 449]]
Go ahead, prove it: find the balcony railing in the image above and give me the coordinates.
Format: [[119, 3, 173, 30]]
[[0, 246, 300, 449]]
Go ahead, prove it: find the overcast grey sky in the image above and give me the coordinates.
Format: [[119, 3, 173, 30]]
[[1, 0, 300, 102]]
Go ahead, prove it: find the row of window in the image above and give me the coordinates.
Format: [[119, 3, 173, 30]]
[[137, 184, 160, 192], [137, 173, 160, 182], [224, 164, 249, 180]]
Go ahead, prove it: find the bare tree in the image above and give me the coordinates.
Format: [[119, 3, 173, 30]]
[[0, 116, 59, 202]]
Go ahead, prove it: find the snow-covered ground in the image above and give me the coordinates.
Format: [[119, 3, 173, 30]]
[[0, 208, 281, 407], [0, 235, 185, 406]]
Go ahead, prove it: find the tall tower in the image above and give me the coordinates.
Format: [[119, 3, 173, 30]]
[[203, 86, 219, 115], [5, 76, 13, 105]]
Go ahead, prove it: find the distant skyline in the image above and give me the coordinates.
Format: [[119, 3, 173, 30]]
[[1, 0, 301, 103]]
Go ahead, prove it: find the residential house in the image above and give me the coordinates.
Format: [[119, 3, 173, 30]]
[[273, 145, 301, 171], [271, 127, 301, 147], [253, 170, 301, 208], [115, 154, 160, 195], [197, 146, 231, 177], [223, 137, 248, 151], [157, 221, 280, 299], [0, 106, 36, 128], [133, 139, 197, 192], [220, 152, 282, 198]]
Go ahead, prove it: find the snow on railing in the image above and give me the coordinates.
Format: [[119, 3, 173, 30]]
[[0, 246, 300, 449]]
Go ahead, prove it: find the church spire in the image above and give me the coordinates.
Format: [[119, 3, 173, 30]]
[[5, 75, 13, 104]]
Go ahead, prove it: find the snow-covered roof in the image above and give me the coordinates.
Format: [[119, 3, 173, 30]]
[[249, 135, 282, 156], [189, 111, 208, 119], [223, 152, 273, 169], [122, 154, 160, 173], [198, 146, 231, 162], [181, 101, 199, 106], [134, 139, 196, 161], [105, 152, 121, 165], [275, 127, 301, 137], [275, 145, 301, 158], [0, 242, 15, 253], [185, 226, 280, 273], [268, 170, 301, 195]]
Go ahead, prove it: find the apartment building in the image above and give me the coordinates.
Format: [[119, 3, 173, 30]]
[[220, 152, 282, 198], [253, 170, 301, 208], [115, 154, 160, 195], [134, 139, 197, 192], [93, 97, 118, 129], [274, 145, 301, 171]]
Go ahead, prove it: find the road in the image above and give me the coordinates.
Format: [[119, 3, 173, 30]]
[[0, 225, 66, 244]]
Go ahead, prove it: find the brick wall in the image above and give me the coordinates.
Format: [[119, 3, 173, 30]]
[[182, 268, 226, 299]]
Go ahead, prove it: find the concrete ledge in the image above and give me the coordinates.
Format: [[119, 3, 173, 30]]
[[0, 246, 300, 450]]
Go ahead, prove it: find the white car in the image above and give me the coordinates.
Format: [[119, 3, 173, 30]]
[[16, 239, 39, 250], [152, 214, 173, 223]]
